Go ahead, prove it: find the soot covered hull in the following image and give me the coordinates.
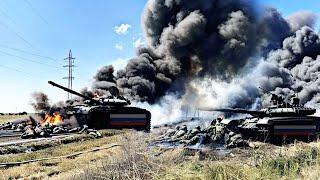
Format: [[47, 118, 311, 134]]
[[265, 116, 320, 137], [73, 106, 151, 131], [223, 116, 320, 141]]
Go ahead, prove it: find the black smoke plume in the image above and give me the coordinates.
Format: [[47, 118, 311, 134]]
[[260, 26, 320, 106], [91, 0, 302, 104], [30, 92, 50, 112], [229, 26, 320, 109], [93, 65, 117, 92], [91, 0, 319, 113]]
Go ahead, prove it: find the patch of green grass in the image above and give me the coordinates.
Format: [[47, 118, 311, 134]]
[[257, 146, 320, 179]]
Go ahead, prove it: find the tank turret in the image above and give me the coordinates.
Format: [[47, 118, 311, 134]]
[[48, 81, 130, 106], [200, 87, 320, 140], [48, 81, 151, 131], [258, 87, 316, 117]]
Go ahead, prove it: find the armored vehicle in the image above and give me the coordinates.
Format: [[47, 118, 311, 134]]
[[202, 88, 320, 141], [48, 81, 151, 131]]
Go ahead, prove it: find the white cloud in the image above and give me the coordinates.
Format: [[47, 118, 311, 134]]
[[133, 37, 145, 48], [110, 58, 129, 71], [115, 44, 124, 51], [114, 24, 131, 35]]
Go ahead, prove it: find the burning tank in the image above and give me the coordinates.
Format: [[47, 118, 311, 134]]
[[48, 81, 151, 131], [202, 87, 320, 141]]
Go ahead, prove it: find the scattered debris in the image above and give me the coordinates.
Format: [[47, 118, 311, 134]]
[[152, 118, 250, 149], [0, 116, 102, 140]]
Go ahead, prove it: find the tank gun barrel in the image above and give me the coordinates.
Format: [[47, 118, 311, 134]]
[[48, 81, 98, 102]]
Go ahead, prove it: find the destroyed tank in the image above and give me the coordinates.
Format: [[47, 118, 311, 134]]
[[48, 81, 151, 131], [202, 87, 320, 141]]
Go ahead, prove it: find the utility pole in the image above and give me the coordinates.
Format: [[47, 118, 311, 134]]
[[63, 49, 75, 99]]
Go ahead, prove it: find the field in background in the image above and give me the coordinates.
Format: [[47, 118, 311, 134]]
[[0, 115, 29, 124]]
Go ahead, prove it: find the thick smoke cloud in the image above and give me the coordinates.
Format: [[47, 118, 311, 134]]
[[30, 92, 50, 111], [89, 0, 319, 123], [92, 0, 298, 104], [247, 26, 320, 107], [287, 11, 317, 32], [176, 25, 320, 110], [267, 26, 320, 69], [258, 7, 291, 55], [93, 65, 117, 92], [30, 92, 67, 116], [291, 56, 320, 104]]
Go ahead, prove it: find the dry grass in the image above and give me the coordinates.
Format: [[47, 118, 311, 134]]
[[0, 115, 29, 124], [1, 129, 320, 179], [67, 132, 156, 179], [0, 130, 122, 179], [70, 135, 320, 180]]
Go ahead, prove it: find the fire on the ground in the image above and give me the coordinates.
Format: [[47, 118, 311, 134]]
[[41, 112, 64, 126]]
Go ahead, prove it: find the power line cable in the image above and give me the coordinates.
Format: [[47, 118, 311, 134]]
[[0, 0, 10, 10], [0, 49, 61, 69], [22, 0, 62, 55], [0, 1, 46, 57], [0, 64, 42, 79], [23, 0, 49, 26], [0, 4, 60, 65], [0, 21, 39, 51], [0, 6, 17, 26], [0, 44, 62, 65], [2, 0, 60, 63]]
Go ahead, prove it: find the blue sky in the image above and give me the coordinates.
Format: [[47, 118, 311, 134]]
[[0, 0, 319, 113]]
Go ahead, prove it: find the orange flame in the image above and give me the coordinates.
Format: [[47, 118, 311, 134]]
[[41, 113, 64, 126]]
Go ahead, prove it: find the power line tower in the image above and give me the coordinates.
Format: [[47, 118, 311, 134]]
[[63, 49, 75, 99]]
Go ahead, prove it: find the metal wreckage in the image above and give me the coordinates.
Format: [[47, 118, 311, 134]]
[[153, 88, 320, 148], [0, 81, 151, 140], [1, 80, 319, 149]]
